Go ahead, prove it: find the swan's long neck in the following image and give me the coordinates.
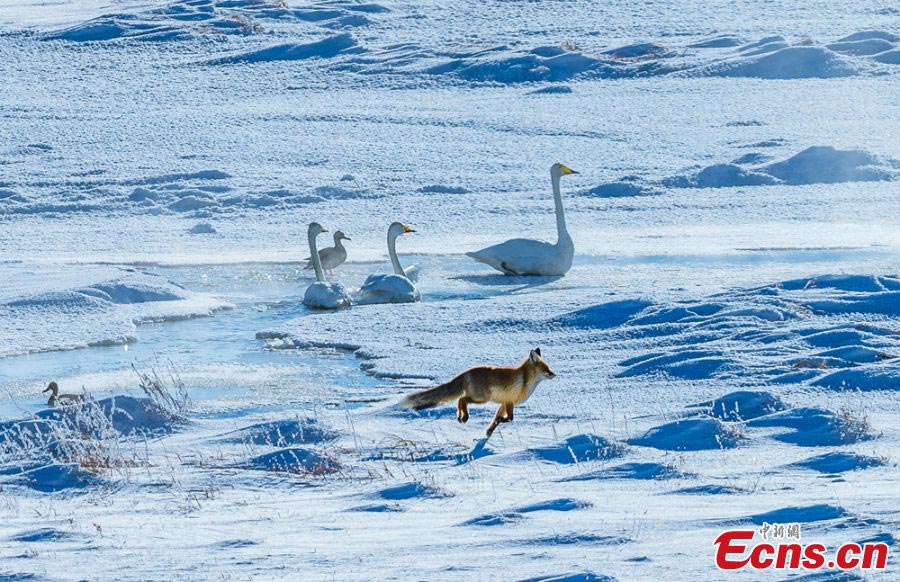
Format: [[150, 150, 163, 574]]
[[308, 230, 326, 283], [388, 232, 404, 275], [551, 172, 569, 244]]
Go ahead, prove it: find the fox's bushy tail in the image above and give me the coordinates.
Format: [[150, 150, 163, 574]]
[[401, 376, 465, 410]]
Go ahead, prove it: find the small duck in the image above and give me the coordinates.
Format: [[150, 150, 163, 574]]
[[43, 381, 84, 408]]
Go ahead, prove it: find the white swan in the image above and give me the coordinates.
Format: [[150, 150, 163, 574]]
[[466, 162, 577, 276], [358, 222, 420, 304], [303, 230, 350, 274], [303, 223, 352, 310]]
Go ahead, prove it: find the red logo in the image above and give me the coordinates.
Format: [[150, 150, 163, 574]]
[[714, 527, 889, 571]]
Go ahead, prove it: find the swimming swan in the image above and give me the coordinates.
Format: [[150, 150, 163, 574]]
[[467, 163, 577, 276], [303, 222, 352, 310], [303, 230, 350, 274], [358, 222, 420, 304]]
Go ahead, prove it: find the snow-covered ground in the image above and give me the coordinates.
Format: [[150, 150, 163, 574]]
[[2, 0, 900, 579]]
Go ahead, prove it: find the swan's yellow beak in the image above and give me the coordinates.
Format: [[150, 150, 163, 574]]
[[320, 226, 328, 233], [402, 224, 416, 233], [560, 164, 579, 175]]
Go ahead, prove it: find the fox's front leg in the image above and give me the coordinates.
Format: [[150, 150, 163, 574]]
[[486, 403, 512, 437], [457, 397, 470, 423]]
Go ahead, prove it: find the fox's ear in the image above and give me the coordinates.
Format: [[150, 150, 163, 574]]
[[530, 348, 541, 361], [534, 348, 541, 356]]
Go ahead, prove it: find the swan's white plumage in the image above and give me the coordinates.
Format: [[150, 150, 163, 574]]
[[402, 264, 420, 282], [358, 274, 419, 304], [304, 281, 352, 309], [302, 222, 351, 310], [467, 163, 577, 276], [358, 222, 420, 304], [466, 238, 570, 276]]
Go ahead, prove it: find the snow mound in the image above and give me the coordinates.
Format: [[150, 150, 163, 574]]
[[811, 367, 900, 391], [562, 462, 688, 481], [10, 528, 80, 542], [791, 452, 885, 474], [527, 85, 574, 95], [670, 484, 747, 495], [746, 407, 872, 447], [531, 535, 628, 548], [310, 185, 375, 200], [415, 442, 494, 465], [461, 498, 589, 527], [838, 31, 899, 43], [245, 447, 339, 475], [38, 395, 177, 437], [418, 42, 677, 84], [416, 184, 469, 194], [8, 463, 103, 492], [625, 146, 898, 191], [628, 418, 741, 451], [669, 163, 779, 188], [779, 273, 899, 292], [583, 180, 662, 198], [0, 420, 55, 450], [527, 434, 624, 464], [347, 503, 404, 513], [690, 391, 788, 421], [698, 46, 861, 79], [212, 33, 361, 64], [377, 482, 448, 500], [43, 0, 384, 46], [0, 395, 177, 492], [188, 222, 217, 234], [222, 418, 337, 446], [745, 504, 847, 525], [617, 350, 733, 380], [688, 35, 743, 48], [45, 15, 191, 43], [552, 299, 651, 329], [763, 146, 897, 185], [873, 49, 900, 64], [826, 38, 896, 56], [0, 270, 229, 357]]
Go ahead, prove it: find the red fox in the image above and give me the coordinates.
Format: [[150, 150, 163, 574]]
[[400, 348, 556, 437]]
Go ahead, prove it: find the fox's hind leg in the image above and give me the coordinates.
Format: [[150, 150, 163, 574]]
[[504, 403, 514, 422], [457, 397, 470, 423]]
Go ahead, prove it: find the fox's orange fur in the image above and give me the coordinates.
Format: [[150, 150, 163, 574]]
[[400, 349, 556, 437]]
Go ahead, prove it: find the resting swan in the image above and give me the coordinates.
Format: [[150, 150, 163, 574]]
[[467, 162, 578, 276], [303, 230, 350, 274], [358, 222, 420, 304], [303, 222, 352, 310]]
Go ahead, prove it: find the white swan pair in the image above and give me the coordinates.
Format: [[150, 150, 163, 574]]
[[467, 162, 578, 277], [303, 222, 420, 310], [303, 223, 352, 310]]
